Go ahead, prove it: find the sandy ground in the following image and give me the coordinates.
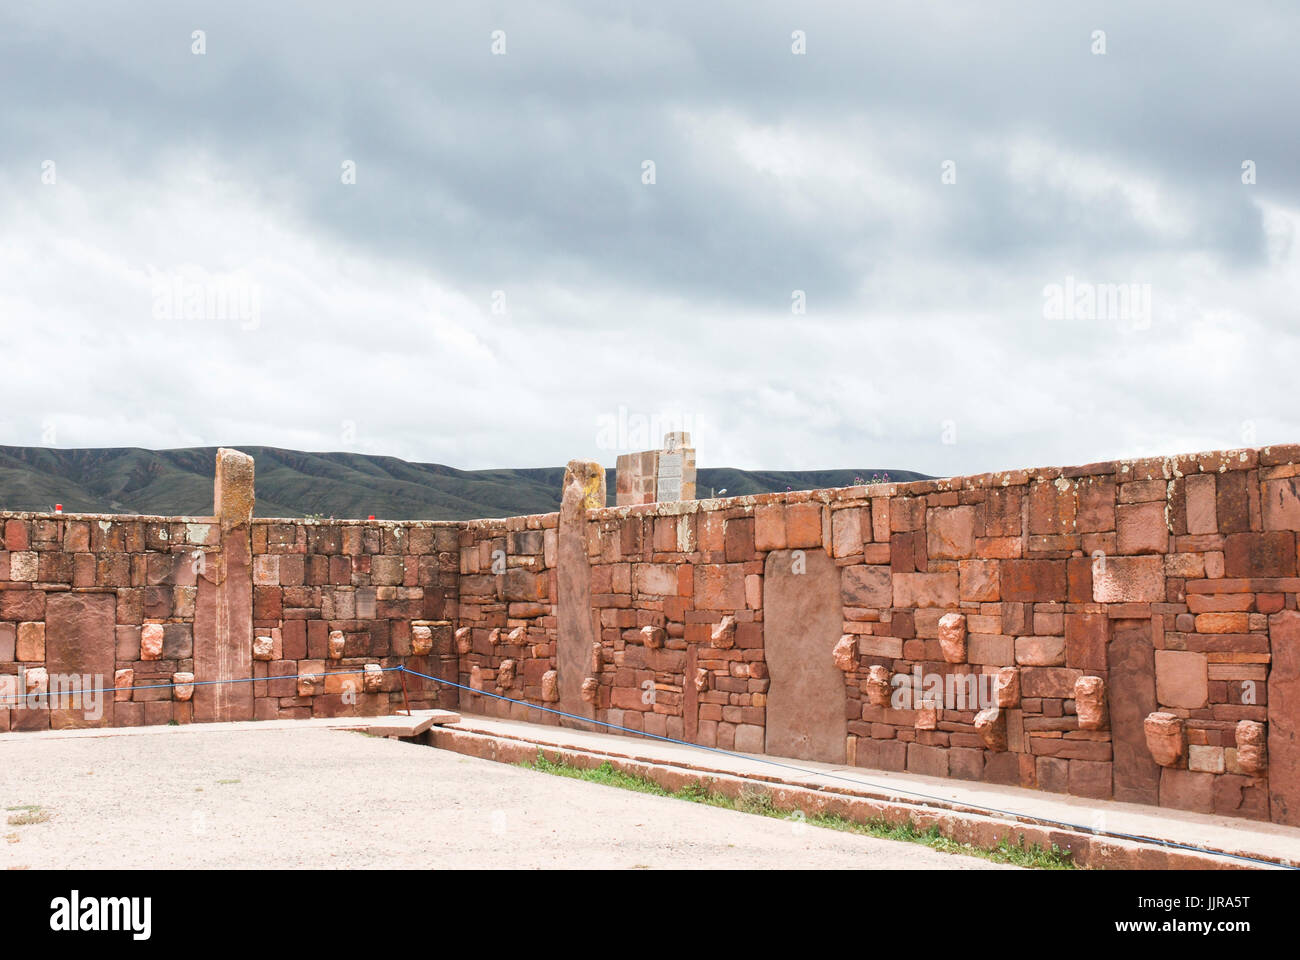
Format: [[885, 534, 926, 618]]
[[0, 726, 1012, 869]]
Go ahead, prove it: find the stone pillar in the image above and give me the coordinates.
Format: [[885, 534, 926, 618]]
[[615, 433, 696, 506], [556, 459, 603, 723], [193, 448, 255, 722], [1268, 610, 1300, 825]]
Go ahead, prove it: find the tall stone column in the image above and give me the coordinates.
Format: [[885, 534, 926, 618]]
[[556, 459, 604, 724], [193, 448, 255, 722]]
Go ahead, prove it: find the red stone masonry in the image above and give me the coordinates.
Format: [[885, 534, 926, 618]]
[[4, 444, 1300, 826]]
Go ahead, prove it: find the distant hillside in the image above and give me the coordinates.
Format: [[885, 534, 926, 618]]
[[0, 446, 930, 520]]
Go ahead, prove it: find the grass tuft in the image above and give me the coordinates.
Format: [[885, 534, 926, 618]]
[[519, 752, 1076, 869]]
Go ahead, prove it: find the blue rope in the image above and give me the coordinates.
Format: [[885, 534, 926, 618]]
[[398, 667, 1295, 871]]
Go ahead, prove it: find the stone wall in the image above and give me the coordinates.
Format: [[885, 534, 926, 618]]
[[4, 443, 1300, 827], [452, 444, 1300, 827]]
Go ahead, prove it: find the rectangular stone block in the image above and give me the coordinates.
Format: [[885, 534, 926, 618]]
[[999, 559, 1066, 602], [891, 572, 958, 608], [1155, 650, 1208, 709], [1092, 555, 1164, 602]]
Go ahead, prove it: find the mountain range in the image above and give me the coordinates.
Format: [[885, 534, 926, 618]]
[[0, 445, 929, 520]]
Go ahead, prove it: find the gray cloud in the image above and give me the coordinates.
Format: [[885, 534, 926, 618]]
[[0, 1, 1297, 478]]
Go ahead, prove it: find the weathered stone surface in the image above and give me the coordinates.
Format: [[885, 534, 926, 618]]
[[411, 625, 433, 656], [1155, 650, 1207, 709], [1074, 675, 1107, 730], [763, 548, 846, 763], [1235, 719, 1267, 775], [16, 622, 44, 662], [297, 672, 319, 697], [1224, 531, 1297, 578], [974, 707, 1007, 750], [865, 665, 891, 706], [194, 464, 254, 722], [214, 447, 255, 532], [927, 506, 976, 559], [44, 592, 116, 729], [562, 458, 606, 511], [497, 659, 516, 688], [252, 635, 275, 661], [541, 669, 559, 702], [995, 666, 1020, 707], [891, 572, 958, 608], [841, 565, 891, 608], [363, 663, 384, 693], [141, 623, 164, 660], [328, 630, 346, 660], [694, 667, 710, 692], [832, 635, 857, 672], [937, 613, 966, 663], [114, 668, 133, 702], [640, 625, 666, 649], [454, 627, 472, 655], [1144, 712, 1186, 767], [1015, 635, 1065, 666], [172, 672, 195, 702], [710, 615, 736, 649], [1109, 619, 1160, 804], [1093, 555, 1165, 602], [581, 677, 598, 702], [1268, 610, 1300, 824], [558, 465, 599, 722], [914, 702, 938, 731]]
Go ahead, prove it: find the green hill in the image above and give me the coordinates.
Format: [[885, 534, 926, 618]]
[[0, 445, 929, 520]]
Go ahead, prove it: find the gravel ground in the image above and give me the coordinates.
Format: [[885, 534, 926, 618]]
[[0, 726, 1012, 869]]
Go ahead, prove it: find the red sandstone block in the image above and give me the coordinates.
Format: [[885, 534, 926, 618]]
[[1021, 667, 1083, 699], [831, 508, 863, 558], [958, 560, 999, 601], [694, 564, 746, 610], [975, 536, 1021, 559], [1185, 475, 1217, 535], [723, 518, 755, 562], [784, 503, 822, 548], [1075, 479, 1116, 533], [1216, 472, 1251, 533], [926, 506, 975, 559], [1068, 760, 1113, 800], [753, 504, 786, 551], [1223, 531, 1296, 578], [1065, 613, 1107, 671], [1262, 477, 1300, 531], [1028, 481, 1076, 535], [1117, 501, 1169, 555], [891, 572, 958, 608], [999, 559, 1066, 602], [1067, 556, 1093, 603], [1092, 555, 1164, 602], [979, 487, 1022, 537]]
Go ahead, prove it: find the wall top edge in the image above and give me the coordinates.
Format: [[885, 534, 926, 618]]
[[0, 511, 218, 524], [2, 443, 1295, 529]]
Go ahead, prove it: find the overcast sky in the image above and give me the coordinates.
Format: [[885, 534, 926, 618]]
[[1, 2, 1297, 477]]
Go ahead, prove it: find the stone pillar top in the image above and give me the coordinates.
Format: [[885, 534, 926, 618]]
[[214, 448, 255, 531], [562, 459, 606, 511]]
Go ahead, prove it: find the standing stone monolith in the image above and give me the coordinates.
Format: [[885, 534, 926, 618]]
[[557, 459, 604, 723], [194, 448, 255, 722]]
